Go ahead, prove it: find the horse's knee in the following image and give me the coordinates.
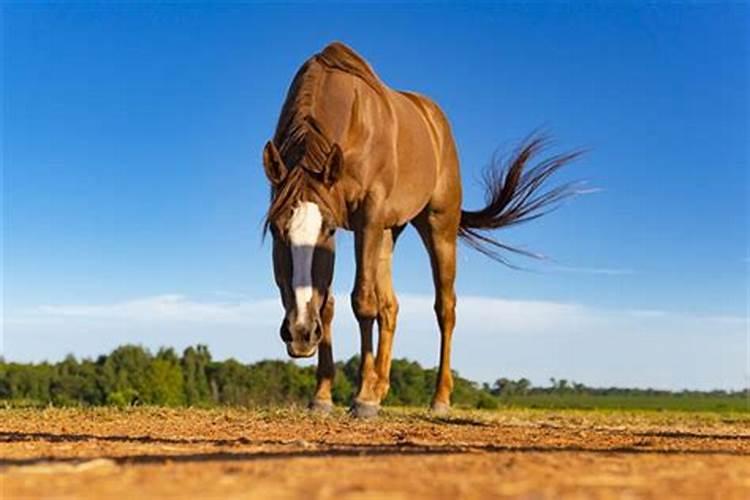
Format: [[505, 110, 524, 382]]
[[378, 294, 399, 330], [434, 293, 456, 331], [351, 285, 378, 320]]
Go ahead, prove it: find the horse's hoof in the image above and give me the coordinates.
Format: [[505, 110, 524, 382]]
[[349, 401, 380, 418], [309, 399, 334, 414], [430, 401, 451, 416]]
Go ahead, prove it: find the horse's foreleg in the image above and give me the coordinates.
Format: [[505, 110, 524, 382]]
[[351, 222, 385, 417], [374, 228, 401, 401], [310, 292, 335, 413]]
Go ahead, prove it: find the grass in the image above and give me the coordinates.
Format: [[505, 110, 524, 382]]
[[3, 391, 748, 414], [492, 393, 749, 413]]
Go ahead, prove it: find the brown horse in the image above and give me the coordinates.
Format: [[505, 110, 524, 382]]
[[263, 42, 581, 417]]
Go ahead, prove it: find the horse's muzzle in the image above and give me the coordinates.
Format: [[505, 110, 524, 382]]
[[286, 341, 318, 358], [282, 316, 322, 358]]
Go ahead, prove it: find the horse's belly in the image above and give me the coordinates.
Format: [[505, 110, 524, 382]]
[[385, 161, 438, 225]]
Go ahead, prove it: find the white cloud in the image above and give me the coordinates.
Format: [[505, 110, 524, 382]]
[[34, 294, 280, 324], [546, 265, 634, 276], [4, 293, 747, 391]]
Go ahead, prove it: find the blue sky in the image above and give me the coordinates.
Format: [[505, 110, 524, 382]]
[[3, 3, 748, 389]]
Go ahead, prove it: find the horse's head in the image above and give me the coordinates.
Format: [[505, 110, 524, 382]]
[[263, 140, 341, 358], [268, 201, 336, 358]]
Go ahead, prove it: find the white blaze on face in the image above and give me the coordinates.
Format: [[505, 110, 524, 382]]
[[288, 202, 322, 326]]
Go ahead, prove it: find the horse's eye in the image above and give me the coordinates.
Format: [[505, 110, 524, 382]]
[[327, 227, 336, 238]]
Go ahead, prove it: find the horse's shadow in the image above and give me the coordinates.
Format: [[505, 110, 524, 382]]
[[1, 430, 748, 469], [0, 430, 279, 447]]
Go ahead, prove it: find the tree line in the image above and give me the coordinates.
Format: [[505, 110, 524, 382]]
[[0, 344, 495, 408], [1, 345, 746, 411]]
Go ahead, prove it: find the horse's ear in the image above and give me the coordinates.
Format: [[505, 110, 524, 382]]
[[263, 141, 287, 186], [323, 144, 343, 186]]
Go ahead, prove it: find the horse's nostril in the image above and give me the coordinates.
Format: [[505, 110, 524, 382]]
[[279, 319, 292, 342]]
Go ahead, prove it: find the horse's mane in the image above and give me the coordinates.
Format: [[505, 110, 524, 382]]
[[266, 43, 385, 233], [273, 42, 384, 171], [316, 42, 385, 97]]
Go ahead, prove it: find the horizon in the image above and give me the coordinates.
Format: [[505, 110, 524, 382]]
[[3, 3, 748, 391], [2, 340, 747, 394]]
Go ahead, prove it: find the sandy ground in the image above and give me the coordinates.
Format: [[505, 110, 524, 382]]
[[1, 407, 749, 499]]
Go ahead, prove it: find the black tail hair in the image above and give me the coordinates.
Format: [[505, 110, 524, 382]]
[[459, 134, 585, 266]]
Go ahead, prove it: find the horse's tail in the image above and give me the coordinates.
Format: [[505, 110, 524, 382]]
[[458, 134, 585, 266]]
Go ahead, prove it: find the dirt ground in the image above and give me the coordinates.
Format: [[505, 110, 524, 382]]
[[1, 407, 748, 499]]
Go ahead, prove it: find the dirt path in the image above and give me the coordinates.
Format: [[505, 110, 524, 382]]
[[2, 408, 749, 499]]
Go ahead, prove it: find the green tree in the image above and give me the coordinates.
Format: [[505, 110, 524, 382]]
[[145, 348, 185, 406], [208, 358, 253, 405], [182, 345, 212, 406], [331, 363, 354, 404], [100, 345, 153, 405], [50, 355, 103, 405], [516, 378, 531, 395], [385, 359, 431, 405]]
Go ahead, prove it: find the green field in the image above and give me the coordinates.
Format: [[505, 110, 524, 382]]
[[494, 393, 748, 413]]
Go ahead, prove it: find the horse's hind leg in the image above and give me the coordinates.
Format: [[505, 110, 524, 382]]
[[413, 209, 459, 414], [374, 227, 404, 401], [310, 292, 335, 413]]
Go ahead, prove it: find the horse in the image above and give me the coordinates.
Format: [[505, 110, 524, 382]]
[[262, 42, 581, 417]]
